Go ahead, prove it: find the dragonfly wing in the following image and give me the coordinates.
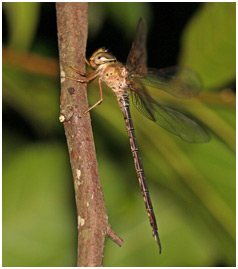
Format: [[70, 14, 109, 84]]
[[141, 66, 202, 99], [130, 81, 209, 143], [153, 105, 210, 143], [130, 83, 156, 122], [126, 18, 147, 76]]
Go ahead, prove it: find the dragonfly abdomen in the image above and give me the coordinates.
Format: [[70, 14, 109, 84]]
[[117, 92, 162, 253]]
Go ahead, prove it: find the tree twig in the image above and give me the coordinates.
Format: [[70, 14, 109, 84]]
[[56, 3, 123, 266]]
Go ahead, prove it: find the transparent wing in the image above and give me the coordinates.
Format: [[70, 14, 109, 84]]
[[126, 18, 147, 76], [127, 20, 201, 99], [141, 66, 202, 99], [129, 80, 209, 143]]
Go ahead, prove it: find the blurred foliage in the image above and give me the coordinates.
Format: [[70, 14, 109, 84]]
[[180, 2, 236, 90], [2, 2, 235, 267], [3, 2, 40, 51], [88, 2, 151, 38]]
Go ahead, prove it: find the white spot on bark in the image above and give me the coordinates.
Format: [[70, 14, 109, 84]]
[[61, 70, 65, 83], [91, 194, 94, 199], [86, 202, 89, 207], [76, 169, 81, 179], [59, 115, 65, 122], [78, 216, 85, 227]]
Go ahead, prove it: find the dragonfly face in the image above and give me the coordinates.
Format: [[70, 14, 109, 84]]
[[89, 47, 117, 69], [87, 47, 129, 93]]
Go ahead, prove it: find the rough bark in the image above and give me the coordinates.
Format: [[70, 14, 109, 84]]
[[56, 3, 123, 267]]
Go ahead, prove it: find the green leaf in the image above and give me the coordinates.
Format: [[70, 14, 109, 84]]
[[3, 63, 60, 136], [179, 3, 235, 89], [4, 2, 41, 51], [89, 3, 152, 39], [3, 143, 77, 266], [105, 3, 151, 38]]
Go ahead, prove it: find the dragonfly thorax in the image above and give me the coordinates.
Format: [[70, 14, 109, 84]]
[[89, 48, 117, 69], [100, 62, 129, 94]]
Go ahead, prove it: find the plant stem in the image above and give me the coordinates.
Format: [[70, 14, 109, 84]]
[[56, 3, 123, 266]]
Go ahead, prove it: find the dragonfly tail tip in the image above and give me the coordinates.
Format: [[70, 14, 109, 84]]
[[153, 231, 162, 254]]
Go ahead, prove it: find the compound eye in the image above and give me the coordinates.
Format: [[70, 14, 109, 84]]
[[97, 56, 108, 62]]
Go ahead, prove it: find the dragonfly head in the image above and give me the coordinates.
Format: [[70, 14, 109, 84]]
[[89, 47, 117, 69]]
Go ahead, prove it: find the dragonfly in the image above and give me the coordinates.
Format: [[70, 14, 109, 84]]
[[64, 18, 209, 254]]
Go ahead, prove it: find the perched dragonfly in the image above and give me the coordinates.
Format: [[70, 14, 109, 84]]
[[64, 19, 209, 253]]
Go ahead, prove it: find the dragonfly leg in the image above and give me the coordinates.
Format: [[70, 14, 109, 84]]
[[63, 76, 83, 83], [84, 78, 103, 113], [83, 58, 95, 74], [64, 72, 99, 83], [68, 65, 98, 77], [85, 58, 91, 67]]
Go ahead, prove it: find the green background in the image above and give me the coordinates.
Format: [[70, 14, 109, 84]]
[[3, 2, 235, 266]]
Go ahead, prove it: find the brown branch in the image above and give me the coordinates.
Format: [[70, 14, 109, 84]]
[[106, 225, 124, 247], [56, 3, 123, 267]]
